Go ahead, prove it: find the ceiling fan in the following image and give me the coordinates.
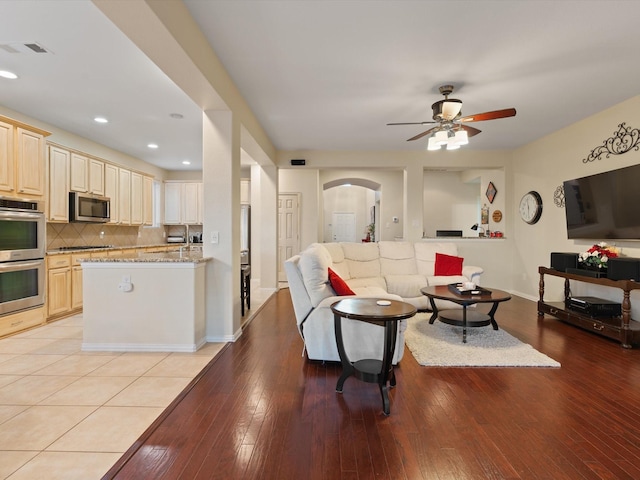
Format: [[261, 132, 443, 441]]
[[387, 85, 516, 149]]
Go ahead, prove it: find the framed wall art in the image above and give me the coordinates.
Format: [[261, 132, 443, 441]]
[[486, 181, 497, 204]]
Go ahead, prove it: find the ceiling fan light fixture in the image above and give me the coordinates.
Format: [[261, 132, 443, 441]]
[[0, 70, 18, 79], [434, 130, 448, 146], [392, 84, 514, 146], [453, 130, 469, 145], [427, 136, 440, 150], [441, 100, 462, 120]]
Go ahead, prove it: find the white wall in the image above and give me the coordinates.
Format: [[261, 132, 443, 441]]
[[512, 95, 640, 306]]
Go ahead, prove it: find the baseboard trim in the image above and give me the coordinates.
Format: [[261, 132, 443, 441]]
[[81, 338, 206, 353]]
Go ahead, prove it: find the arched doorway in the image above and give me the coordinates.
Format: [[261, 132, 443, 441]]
[[323, 178, 381, 243]]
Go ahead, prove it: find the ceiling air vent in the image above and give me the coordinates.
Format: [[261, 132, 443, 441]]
[[0, 42, 52, 54], [24, 43, 48, 53]]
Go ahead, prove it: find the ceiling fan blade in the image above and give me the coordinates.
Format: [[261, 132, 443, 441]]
[[387, 121, 436, 126], [407, 126, 439, 141], [460, 124, 482, 137], [459, 108, 516, 123]]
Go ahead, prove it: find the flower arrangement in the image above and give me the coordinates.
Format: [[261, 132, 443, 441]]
[[578, 242, 621, 269], [365, 223, 375, 242]]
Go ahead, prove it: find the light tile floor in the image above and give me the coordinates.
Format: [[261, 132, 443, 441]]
[[0, 284, 272, 480]]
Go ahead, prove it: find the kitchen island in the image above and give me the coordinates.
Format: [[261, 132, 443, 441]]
[[80, 249, 212, 352]]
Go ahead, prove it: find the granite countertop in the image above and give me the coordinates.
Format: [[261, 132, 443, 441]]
[[421, 236, 506, 240], [79, 250, 211, 264], [46, 243, 187, 255]]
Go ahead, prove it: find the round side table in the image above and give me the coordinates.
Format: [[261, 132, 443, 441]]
[[331, 298, 417, 415]]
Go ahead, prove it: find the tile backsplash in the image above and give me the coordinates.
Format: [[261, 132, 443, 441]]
[[46, 222, 168, 250]]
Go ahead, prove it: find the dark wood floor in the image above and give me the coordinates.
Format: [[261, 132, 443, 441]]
[[104, 289, 640, 480]]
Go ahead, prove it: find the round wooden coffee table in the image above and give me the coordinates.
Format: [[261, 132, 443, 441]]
[[331, 298, 416, 415], [420, 285, 511, 343]]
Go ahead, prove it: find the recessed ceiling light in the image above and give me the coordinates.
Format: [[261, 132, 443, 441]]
[[147, 143, 158, 149], [94, 117, 108, 124], [182, 160, 191, 165], [170, 113, 184, 119], [0, 70, 18, 79]]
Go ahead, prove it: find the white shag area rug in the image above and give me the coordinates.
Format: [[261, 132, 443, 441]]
[[404, 313, 560, 368]]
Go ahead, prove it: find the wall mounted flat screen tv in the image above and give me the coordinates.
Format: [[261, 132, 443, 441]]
[[564, 163, 640, 240]]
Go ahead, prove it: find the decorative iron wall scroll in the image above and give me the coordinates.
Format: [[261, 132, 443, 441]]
[[554, 185, 565, 208], [583, 122, 640, 163]]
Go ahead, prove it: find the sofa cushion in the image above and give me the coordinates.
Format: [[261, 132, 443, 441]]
[[428, 275, 469, 286], [323, 242, 345, 263], [350, 286, 399, 298], [323, 243, 350, 279], [346, 276, 388, 291], [385, 274, 428, 298], [299, 243, 334, 307], [284, 255, 313, 326], [414, 242, 459, 276], [341, 242, 381, 279], [379, 241, 417, 275], [434, 252, 464, 276], [379, 241, 415, 260], [328, 268, 355, 296]]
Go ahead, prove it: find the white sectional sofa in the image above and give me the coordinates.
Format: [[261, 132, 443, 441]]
[[284, 241, 483, 363]]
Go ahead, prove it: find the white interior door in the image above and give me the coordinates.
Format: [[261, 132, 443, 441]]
[[278, 193, 300, 281], [332, 212, 357, 242]]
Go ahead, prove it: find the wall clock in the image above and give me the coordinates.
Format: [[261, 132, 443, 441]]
[[519, 191, 543, 224]]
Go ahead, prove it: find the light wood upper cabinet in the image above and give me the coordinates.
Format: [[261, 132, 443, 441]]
[[70, 152, 89, 192], [143, 175, 153, 225], [15, 127, 46, 198], [131, 171, 143, 225], [183, 182, 202, 225], [164, 182, 182, 224], [48, 145, 70, 222], [0, 120, 14, 194], [71, 153, 105, 196], [43, 138, 154, 227], [104, 163, 119, 224], [164, 181, 202, 225], [89, 158, 105, 196], [118, 168, 131, 225], [0, 116, 50, 200]]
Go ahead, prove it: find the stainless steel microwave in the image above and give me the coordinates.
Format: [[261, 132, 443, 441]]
[[69, 192, 110, 223]]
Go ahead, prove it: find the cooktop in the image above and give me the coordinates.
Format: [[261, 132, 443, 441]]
[[57, 245, 113, 250]]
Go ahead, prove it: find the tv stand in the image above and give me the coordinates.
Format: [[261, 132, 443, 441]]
[[538, 267, 640, 348]]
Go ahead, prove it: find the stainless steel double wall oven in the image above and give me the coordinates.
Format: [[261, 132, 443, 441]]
[[0, 198, 46, 317]]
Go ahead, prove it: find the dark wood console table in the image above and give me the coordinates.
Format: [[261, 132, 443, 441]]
[[538, 266, 640, 348]]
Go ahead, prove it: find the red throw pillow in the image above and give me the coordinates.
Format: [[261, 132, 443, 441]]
[[328, 268, 355, 296], [434, 252, 464, 276]]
